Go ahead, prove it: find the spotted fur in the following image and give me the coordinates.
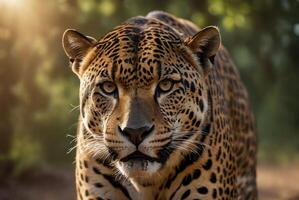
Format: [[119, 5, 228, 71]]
[[63, 11, 257, 200]]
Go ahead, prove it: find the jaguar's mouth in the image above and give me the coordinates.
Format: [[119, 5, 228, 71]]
[[120, 151, 160, 163]]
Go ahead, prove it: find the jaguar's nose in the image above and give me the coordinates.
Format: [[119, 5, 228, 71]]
[[118, 125, 154, 146]]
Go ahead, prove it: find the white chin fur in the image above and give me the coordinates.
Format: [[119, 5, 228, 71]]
[[116, 160, 161, 178]]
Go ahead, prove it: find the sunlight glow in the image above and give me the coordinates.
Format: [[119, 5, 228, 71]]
[[0, 0, 24, 8]]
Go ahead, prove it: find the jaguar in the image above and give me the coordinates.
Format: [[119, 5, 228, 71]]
[[62, 11, 257, 200]]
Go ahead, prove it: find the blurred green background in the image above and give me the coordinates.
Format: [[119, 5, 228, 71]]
[[0, 0, 299, 199]]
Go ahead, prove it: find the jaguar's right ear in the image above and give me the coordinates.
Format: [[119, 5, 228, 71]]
[[62, 29, 96, 76], [185, 26, 221, 75]]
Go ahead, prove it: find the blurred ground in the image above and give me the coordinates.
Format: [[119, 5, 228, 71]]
[[1, 164, 299, 200], [258, 164, 299, 200], [0, 167, 76, 200]]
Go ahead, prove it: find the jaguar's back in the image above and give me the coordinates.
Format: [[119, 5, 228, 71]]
[[63, 11, 257, 200]]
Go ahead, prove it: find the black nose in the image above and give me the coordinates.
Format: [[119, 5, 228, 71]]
[[119, 125, 154, 146]]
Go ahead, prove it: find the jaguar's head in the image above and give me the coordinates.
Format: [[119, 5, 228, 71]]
[[62, 18, 220, 183]]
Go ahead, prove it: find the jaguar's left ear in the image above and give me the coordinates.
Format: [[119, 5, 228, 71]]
[[185, 26, 221, 72]]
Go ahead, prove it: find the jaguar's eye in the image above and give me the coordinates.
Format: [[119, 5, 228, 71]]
[[100, 81, 117, 95], [158, 79, 174, 93]]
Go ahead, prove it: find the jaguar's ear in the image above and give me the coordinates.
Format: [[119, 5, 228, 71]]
[[62, 29, 96, 76], [186, 26, 221, 73]]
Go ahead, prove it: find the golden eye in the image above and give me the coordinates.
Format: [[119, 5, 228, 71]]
[[100, 81, 117, 95], [158, 79, 174, 93]]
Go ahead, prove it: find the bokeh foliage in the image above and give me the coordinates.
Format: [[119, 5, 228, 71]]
[[0, 0, 298, 176]]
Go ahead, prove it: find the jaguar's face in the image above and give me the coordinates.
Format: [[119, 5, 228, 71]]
[[62, 20, 220, 181]]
